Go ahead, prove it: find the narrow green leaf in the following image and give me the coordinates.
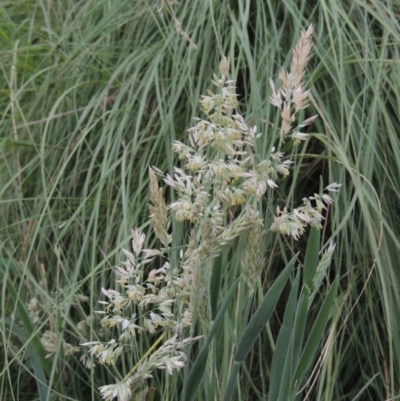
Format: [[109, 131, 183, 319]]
[[223, 255, 296, 401], [182, 278, 240, 401], [0, 138, 37, 149], [303, 228, 320, 291], [277, 287, 309, 401], [0, 259, 53, 378], [4, 318, 49, 401], [210, 253, 223, 320], [234, 254, 297, 362], [350, 374, 379, 401], [0, 26, 11, 44], [269, 272, 300, 401], [293, 279, 338, 384], [222, 362, 241, 401], [290, 289, 310, 374]]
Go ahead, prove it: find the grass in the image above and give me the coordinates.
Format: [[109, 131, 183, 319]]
[[1, 0, 400, 400]]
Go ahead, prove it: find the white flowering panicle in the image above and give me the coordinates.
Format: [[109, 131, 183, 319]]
[[159, 56, 310, 228], [268, 25, 341, 239], [269, 24, 317, 146], [81, 226, 196, 399], [270, 186, 341, 241], [81, 25, 341, 400]]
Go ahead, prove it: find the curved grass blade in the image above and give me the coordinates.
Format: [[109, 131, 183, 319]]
[[275, 228, 320, 399]]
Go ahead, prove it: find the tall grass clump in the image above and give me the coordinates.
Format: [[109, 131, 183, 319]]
[[1, 0, 400, 400], [81, 26, 341, 401]]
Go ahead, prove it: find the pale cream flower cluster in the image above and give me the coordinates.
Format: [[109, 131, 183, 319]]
[[271, 184, 341, 241], [268, 25, 341, 239], [81, 224, 199, 398], [97, 336, 192, 401], [27, 291, 90, 361], [269, 24, 318, 146], [82, 227, 193, 341], [164, 58, 292, 217]]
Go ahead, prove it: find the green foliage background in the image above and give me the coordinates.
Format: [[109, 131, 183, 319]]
[[1, 0, 400, 400]]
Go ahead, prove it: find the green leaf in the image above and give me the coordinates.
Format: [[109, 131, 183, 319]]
[[269, 272, 300, 401], [210, 253, 223, 320], [303, 228, 320, 291], [0, 259, 53, 378], [222, 362, 241, 401], [293, 278, 338, 385], [278, 287, 309, 401], [182, 278, 240, 401], [4, 318, 49, 401], [350, 374, 379, 401], [234, 254, 296, 363], [0, 138, 37, 149], [222, 255, 296, 401]]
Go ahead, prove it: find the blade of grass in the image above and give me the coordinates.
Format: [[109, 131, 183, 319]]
[[277, 288, 309, 401], [3, 318, 49, 401], [293, 278, 339, 386], [183, 278, 240, 401], [303, 227, 320, 291], [269, 271, 300, 401], [0, 258, 53, 379], [223, 254, 297, 401]]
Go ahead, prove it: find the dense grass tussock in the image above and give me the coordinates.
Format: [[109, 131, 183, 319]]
[[1, 0, 400, 400]]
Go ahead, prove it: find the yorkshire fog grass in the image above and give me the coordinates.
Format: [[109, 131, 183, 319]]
[[1, 1, 400, 400]]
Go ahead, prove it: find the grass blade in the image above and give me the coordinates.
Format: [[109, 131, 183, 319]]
[[293, 278, 339, 385], [183, 278, 240, 401], [222, 363, 241, 401], [268, 272, 300, 401], [303, 227, 320, 291], [234, 254, 297, 363], [278, 287, 309, 401], [4, 318, 49, 401], [0, 259, 53, 378], [210, 254, 223, 320], [350, 374, 379, 401], [222, 255, 296, 401]]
